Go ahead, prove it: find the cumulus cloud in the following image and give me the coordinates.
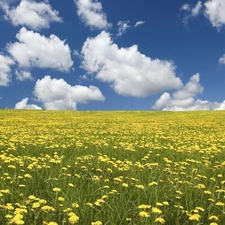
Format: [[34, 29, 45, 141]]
[[116, 21, 130, 37], [81, 31, 182, 97], [219, 54, 225, 64], [33, 75, 105, 110], [7, 27, 73, 72], [153, 73, 225, 110], [0, 0, 62, 30], [0, 54, 15, 86], [134, 21, 145, 27], [74, 0, 111, 30], [15, 70, 33, 81], [180, 1, 203, 26], [204, 0, 225, 30], [180, 0, 225, 30], [15, 97, 42, 109]]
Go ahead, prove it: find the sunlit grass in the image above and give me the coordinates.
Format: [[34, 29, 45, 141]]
[[0, 110, 225, 224]]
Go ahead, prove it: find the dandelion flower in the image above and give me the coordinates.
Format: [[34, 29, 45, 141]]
[[189, 214, 200, 221], [208, 215, 219, 221], [139, 211, 150, 217], [91, 221, 102, 225], [152, 207, 162, 214], [155, 217, 165, 224]]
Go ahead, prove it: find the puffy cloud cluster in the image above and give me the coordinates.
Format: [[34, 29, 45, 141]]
[[81, 31, 182, 97], [204, 0, 225, 30], [180, 0, 225, 30], [7, 27, 73, 72], [15, 98, 42, 110], [33, 75, 105, 110], [153, 73, 225, 111], [0, 0, 62, 30], [15, 70, 33, 81], [74, 0, 111, 30], [0, 54, 15, 86]]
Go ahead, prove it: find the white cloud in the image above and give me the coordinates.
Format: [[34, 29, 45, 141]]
[[0, 54, 15, 86], [15, 70, 33, 81], [117, 21, 130, 37], [0, 0, 62, 30], [153, 73, 225, 110], [33, 75, 105, 110], [219, 54, 225, 64], [81, 31, 182, 97], [15, 97, 42, 110], [7, 27, 73, 72], [180, 1, 203, 26], [74, 0, 111, 30], [134, 21, 145, 27], [204, 0, 225, 29]]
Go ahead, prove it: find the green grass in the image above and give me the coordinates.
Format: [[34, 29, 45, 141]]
[[0, 110, 225, 224]]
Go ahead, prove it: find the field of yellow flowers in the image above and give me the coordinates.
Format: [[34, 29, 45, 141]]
[[1, 110, 225, 225]]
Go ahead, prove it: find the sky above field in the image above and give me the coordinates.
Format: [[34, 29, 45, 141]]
[[0, 0, 225, 110]]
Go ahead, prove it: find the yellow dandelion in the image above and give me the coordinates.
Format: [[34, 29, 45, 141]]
[[152, 207, 162, 214], [68, 213, 79, 224], [209, 215, 219, 221], [58, 197, 65, 202], [91, 221, 102, 225], [155, 217, 165, 224], [32, 202, 40, 209], [135, 184, 144, 189], [137, 204, 151, 210], [122, 183, 128, 187], [53, 187, 61, 192], [215, 201, 224, 206], [138, 211, 150, 217], [189, 214, 200, 221], [195, 207, 204, 212]]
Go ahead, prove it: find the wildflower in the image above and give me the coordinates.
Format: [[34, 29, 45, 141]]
[[138, 211, 150, 217], [208, 215, 219, 221], [68, 213, 79, 224], [126, 218, 132, 222], [156, 202, 163, 207], [86, 202, 93, 207], [47, 222, 58, 225], [32, 202, 40, 209], [122, 183, 128, 187], [6, 203, 14, 210], [195, 184, 206, 189], [91, 221, 102, 225], [163, 201, 169, 206], [195, 207, 204, 212], [188, 214, 200, 221], [135, 184, 144, 189], [72, 203, 79, 208], [53, 187, 61, 192], [28, 195, 37, 200], [155, 217, 165, 224], [58, 197, 65, 202], [69, 183, 74, 187], [41, 205, 55, 213], [138, 204, 151, 210], [204, 190, 212, 195], [152, 207, 162, 214], [215, 202, 224, 206]]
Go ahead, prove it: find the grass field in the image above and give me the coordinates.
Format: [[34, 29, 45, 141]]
[[0, 110, 225, 225]]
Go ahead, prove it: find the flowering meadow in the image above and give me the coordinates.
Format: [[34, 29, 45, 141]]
[[1, 110, 225, 225]]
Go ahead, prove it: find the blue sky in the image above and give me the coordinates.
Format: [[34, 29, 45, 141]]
[[0, 0, 225, 110]]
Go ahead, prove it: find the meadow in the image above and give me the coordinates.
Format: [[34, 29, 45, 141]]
[[0, 110, 225, 225]]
